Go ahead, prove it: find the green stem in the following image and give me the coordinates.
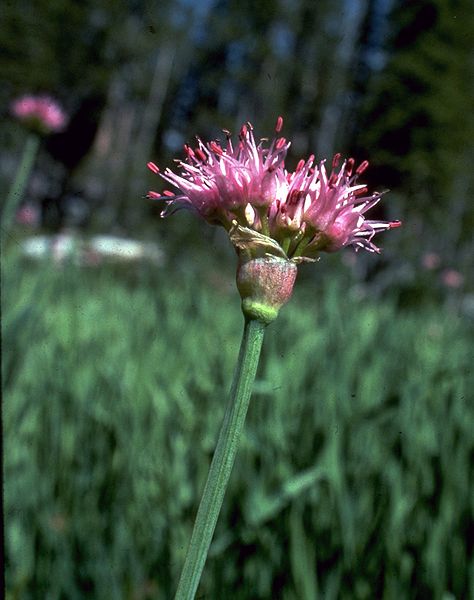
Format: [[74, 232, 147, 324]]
[[174, 318, 266, 600], [257, 207, 270, 237], [2, 133, 40, 236], [281, 236, 291, 255], [291, 233, 313, 258]]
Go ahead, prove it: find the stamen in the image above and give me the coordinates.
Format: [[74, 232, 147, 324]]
[[354, 186, 368, 196], [184, 144, 195, 159], [276, 137, 286, 150], [163, 190, 175, 197], [147, 161, 160, 174], [296, 159, 305, 172], [389, 220, 402, 229], [345, 158, 355, 176], [210, 141, 223, 155], [288, 189, 304, 205], [147, 190, 161, 199], [356, 160, 369, 175], [275, 116, 283, 132], [332, 153, 341, 168], [194, 148, 207, 162], [239, 124, 248, 139]]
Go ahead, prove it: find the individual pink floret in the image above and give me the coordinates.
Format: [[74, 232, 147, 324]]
[[148, 118, 400, 257], [11, 94, 67, 134]]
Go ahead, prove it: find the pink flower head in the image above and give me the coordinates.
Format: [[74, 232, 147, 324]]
[[422, 252, 441, 270], [11, 94, 67, 134], [441, 269, 464, 289], [148, 118, 400, 259], [16, 203, 41, 227]]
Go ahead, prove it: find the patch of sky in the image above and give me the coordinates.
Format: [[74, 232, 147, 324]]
[[363, 0, 394, 71], [269, 21, 295, 59]]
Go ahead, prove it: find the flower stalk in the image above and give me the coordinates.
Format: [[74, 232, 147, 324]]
[[174, 318, 266, 600], [2, 133, 40, 236]]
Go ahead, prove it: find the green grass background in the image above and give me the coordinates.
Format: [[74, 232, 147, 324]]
[[3, 252, 473, 599]]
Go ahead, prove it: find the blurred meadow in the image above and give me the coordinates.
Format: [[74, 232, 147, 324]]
[[1, 0, 473, 598]]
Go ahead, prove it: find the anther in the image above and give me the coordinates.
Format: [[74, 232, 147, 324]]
[[184, 144, 195, 159], [210, 141, 223, 155], [389, 220, 402, 229], [275, 116, 283, 132], [276, 137, 286, 150], [147, 162, 160, 174], [147, 190, 161, 199], [163, 190, 175, 197], [296, 159, 305, 172], [332, 153, 341, 168], [345, 158, 355, 175], [356, 160, 369, 175], [194, 148, 207, 162]]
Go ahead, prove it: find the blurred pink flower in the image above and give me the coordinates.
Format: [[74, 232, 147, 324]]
[[421, 252, 441, 270], [441, 269, 464, 289], [11, 94, 67, 134], [16, 203, 40, 227], [148, 118, 400, 258]]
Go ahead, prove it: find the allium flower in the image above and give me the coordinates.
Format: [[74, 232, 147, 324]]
[[11, 94, 67, 134], [16, 202, 41, 227], [148, 117, 400, 260], [147, 123, 402, 599], [441, 269, 464, 289], [422, 252, 441, 270]]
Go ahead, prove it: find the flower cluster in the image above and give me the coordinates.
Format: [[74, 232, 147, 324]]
[[11, 94, 67, 134], [148, 118, 400, 259]]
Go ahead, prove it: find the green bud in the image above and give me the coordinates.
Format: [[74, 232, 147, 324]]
[[236, 256, 297, 324]]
